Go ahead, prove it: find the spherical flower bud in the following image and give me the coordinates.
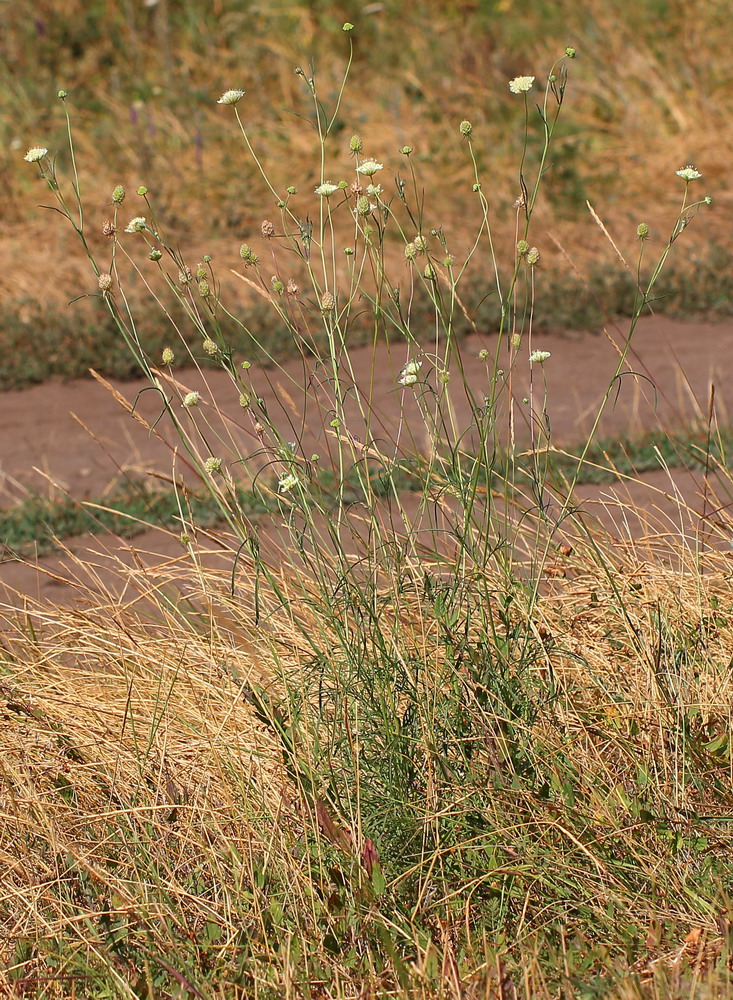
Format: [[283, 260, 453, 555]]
[[98, 272, 113, 292], [438, 370, 450, 384], [180, 533, 191, 545], [526, 246, 541, 265], [162, 347, 174, 365], [338, 180, 349, 189], [402, 145, 413, 155], [124, 216, 147, 233], [137, 186, 148, 196], [704, 195, 713, 205], [344, 247, 354, 255], [149, 249, 162, 261], [286, 185, 297, 195], [320, 291, 335, 312], [349, 134, 363, 153], [261, 219, 276, 238], [202, 338, 218, 355], [565, 46, 576, 58], [241, 360, 251, 370], [343, 21, 354, 30], [330, 418, 340, 428], [509, 76, 535, 94], [278, 472, 300, 493], [203, 254, 212, 263], [636, 222, 650, 240], [459, 120, 473, 137], [24, 147, 48, 163], [112, 184, 125, 204], [315, 181, 339, 197], [57, 89, 68, 99], [676, 165, 702, 181], [182, 391, 200, 407], [356, 160, 383, 177], [217, 89, 245, 105], [472, 183, 481, 192], [516, 240, 530, 257], [205, 457, 222, 473], [443, 255, 455, 267], [271, 276, 284, 294], [529, 350, 551, 364]]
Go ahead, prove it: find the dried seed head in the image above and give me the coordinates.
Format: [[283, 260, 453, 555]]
[[261, 219, 276, 238], [102, 220, 116, 238], [286, 279, 299, 296], [98, 272, 113, 292]]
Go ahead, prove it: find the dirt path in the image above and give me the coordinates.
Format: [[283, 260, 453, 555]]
[[2, 314, 733, 605]]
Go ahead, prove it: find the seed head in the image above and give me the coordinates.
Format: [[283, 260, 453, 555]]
[[217, 89, 245, 105], [98, 272, 113, 292], [636, 222, 650, 240], [162, 347, 174, 365], [413, 235, 428, 253], [349, 134, 363, 153], [239, 243, 258, 266], [459, 119, 473, 137], [517, 239, 530, 257], [178, 266, 193, 285], [198, 279, 210, 298], [102, 220, 116, 238], [704, 195, 713, 205], [509, 76, 535, 94], [203, 338, 218, 356], [24, 147, 48, 163], [404, 242, 417, 261], [112, 184, 125, 204], [261, 219, 276, 238], [423, 264, 435, 280], [526, 246, 541, 265], [286, 279, 299, 296], [356, 195, 372, 216], [320, 291, 335, 312], [182, 391, 200, 408]]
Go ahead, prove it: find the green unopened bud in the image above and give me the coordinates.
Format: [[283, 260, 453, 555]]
[[286, 186, 297, 195], [344, 247, 354, 255], [704, 195, 713, 205], [271, 276, 284, 294], [442, 255, 455, 267], [349, 134, 363, 153], [459, 119, 473, 137], [241, 360, 251, 370], [636, 222, 650, 240], [330, 418, 340, 428], [112, 185, 125, 204], [239, 243, 258, 266], [472, 183, 481, 192], [423, 263, 435, 280], [565, 46, 576, 58], [149, 249, 162, 261], [137, 186, 148, 196], [401, 145, 413, 155], [57, 89, 68, 99], [343, 21, 354, 30]]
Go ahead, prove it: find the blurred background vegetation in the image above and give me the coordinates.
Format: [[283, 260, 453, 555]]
[[2, 0, 732, 387]]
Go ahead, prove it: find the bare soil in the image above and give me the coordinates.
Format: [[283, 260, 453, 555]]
[[2, 314, 732, 605]]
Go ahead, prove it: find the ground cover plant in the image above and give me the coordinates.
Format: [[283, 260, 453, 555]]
[[4, 24, 733, 1000]]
